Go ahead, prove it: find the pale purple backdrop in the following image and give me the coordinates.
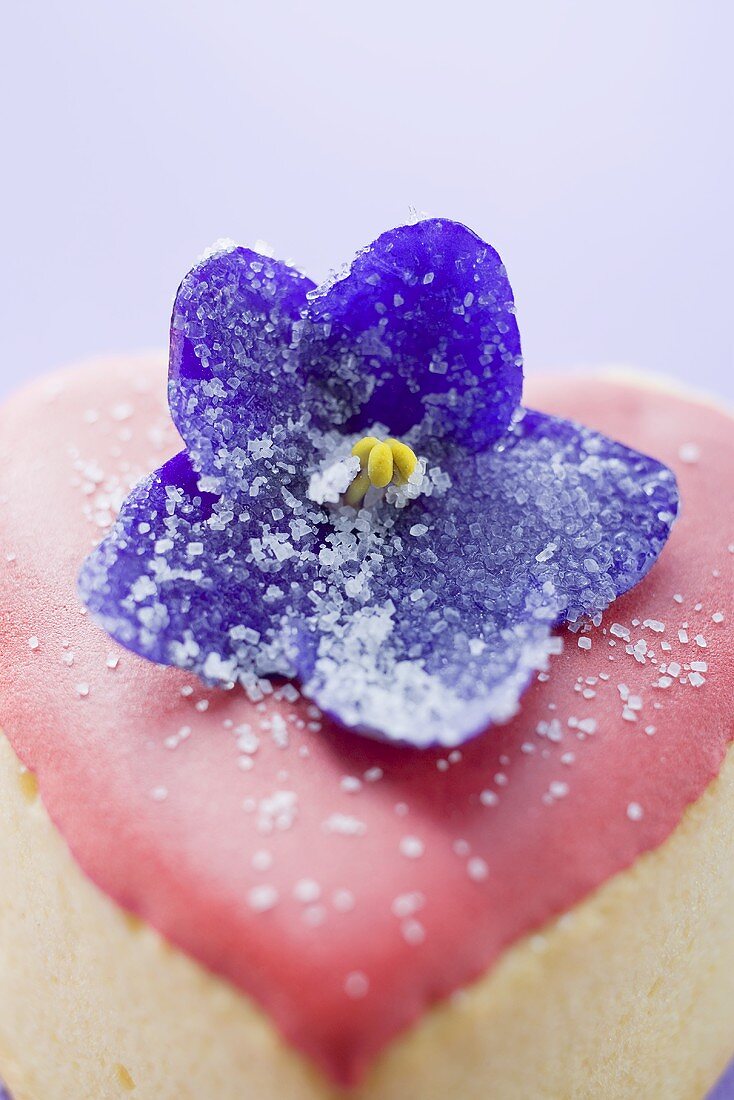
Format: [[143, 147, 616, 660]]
[[1, 1, 732, 403]]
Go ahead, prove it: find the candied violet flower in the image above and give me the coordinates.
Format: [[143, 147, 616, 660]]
[[79, 220, 678, 747]]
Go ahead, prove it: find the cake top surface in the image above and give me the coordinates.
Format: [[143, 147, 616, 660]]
[[0, 359, 731, 1085]]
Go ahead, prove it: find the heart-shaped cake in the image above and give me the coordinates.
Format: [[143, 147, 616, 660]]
[[1, 224, 732, 1100]]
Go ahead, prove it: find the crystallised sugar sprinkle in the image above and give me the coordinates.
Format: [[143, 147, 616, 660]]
[[344, 971, 370, 1000], [399, 835, 425, 859], [467, 856, 490, 881], [678, 442, 700, 464], [248, 884, 279, 913], [78, 219, 678, 747]]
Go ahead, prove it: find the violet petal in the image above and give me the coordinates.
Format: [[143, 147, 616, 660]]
[[302, 218, 523, 453], [79, 449, 323, 692], [294, 410, 679, 744], [168, 245, 316, 489]]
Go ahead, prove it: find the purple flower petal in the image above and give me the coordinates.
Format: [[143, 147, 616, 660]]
[[294, 410, 678, 744], [79, 449, 323, 694], [168, 245, 316, 488], [80, 408, 678, 747], [302, 219, 523, 453]]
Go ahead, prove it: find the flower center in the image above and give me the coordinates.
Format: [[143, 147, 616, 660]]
[[344, 435, 418, 507]]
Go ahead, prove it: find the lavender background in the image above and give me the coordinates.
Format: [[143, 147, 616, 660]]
[[1, 1, 732, 403], [0, 3, 732, 1095], [712, 1062, 734, 1099]]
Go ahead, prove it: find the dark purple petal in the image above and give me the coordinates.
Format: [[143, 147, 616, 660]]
[[302, 219, 523, 453], [168, 246, 316, 488]]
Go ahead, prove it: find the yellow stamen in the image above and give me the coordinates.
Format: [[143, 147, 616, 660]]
[[351, 436, 379, 470], [387, 438, 418, 484], [345, 434, 418, 506], [344, 470, 371, 507], [367, 441, 394, 488]]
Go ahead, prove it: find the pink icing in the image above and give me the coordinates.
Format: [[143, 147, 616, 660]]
[[0, 358, 732, 1086]]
